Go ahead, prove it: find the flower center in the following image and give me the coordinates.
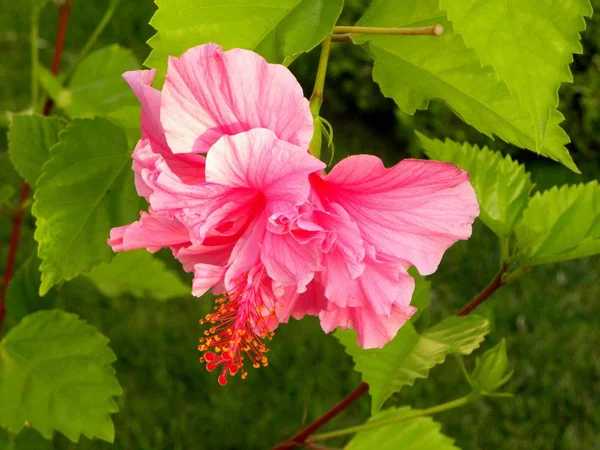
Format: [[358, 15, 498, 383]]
[[198, 273, 275, 385]]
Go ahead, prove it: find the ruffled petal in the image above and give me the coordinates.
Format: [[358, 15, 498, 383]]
[[205, 129, 325, 207], [124, 69, 206, 186], [161, 44, 313, 154], [319, 303, 416, 349], [261, 231, 322, 293], [314, 156, 479, 275], [108, 211, 190, 252]]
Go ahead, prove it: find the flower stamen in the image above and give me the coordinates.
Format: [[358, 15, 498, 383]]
[[198, 273, 275, 385]]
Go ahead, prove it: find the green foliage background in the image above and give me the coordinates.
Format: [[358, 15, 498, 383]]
[[1, 1, 599, 449]]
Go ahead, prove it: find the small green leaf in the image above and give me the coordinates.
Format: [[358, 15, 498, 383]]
[[418, 133, 533, 238], [145, 0, 344, 82], [7, 114, 66, 186], [346, 406, 459, 450], [0, 185, 16, 208], [355, 0, 578, 171], [40, 46, 138, 118], [337, 315, 489, 414], [32, 117, 141, 295], [515, 181, 600, 266], [0, 310, 122, 442], [441, 0, 592, 152], [87, 250, 189, 300], [471, 339, 513, 393], [105, 106, 142, 147], [5, 257, 55, 323]]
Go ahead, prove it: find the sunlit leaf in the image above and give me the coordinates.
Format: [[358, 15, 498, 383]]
[[346, 406, 459, 450], [355, 0, 578, 172], [87, 250, 189, 300], [145, 0, 344, 82], [32, 118, 141, 295], [418, 132, 533, 238], [0, 310, 122, 442], [7, 114, 66, 186], [337, 315, 489, 414], [515, 181, 600, 266], [441, 0, 592, 151]]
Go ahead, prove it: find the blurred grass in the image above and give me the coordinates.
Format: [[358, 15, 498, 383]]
[[1, 1, 599, 449]]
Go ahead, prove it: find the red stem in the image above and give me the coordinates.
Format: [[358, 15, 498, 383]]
[[272, 382, 369, 450], [0, 0, 72, 330], [456, 264, 507, 316], [43, 0, 72, 115]]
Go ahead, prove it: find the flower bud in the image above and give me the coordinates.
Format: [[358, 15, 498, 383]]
[[471, 339, 513, 393]]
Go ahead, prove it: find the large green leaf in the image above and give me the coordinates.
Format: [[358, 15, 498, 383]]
[[87, 250, 189, 300], [145, 0, 344, 81], [515, 181, 600, 266], [7, 114, 66, 186], [337, 315, 489, 414], [346, 406, 459, 450], [32, 118, 141, 295], [0, 310, 122, 442], [418, 132, 533, 238], [355, 0, 578, 172], [441, 0, 592, 150], [5, 257, 55, 323], [40, 46, 138, 118]]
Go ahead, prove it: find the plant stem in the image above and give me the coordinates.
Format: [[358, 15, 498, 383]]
[[272, 382, 369, 450], [63, 0, 120, 82], [308, 396, 470, 442], [309, 36, 332, 118], [43, 0, 73, 115], [456, 264, 507, 316], [0, 0, 73, 332], [333, 25, 444, 36]]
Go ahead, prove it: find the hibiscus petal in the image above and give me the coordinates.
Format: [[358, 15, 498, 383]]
[[261, 231, 322, 293], [192, 263, 227, 297], [108, 211, 190, 252], [315, 156, 479, 275], [161, 44, 313, 154], [319, 303, 416, 349], [205, 129, 325, 207], [124, 70, 207, 186]]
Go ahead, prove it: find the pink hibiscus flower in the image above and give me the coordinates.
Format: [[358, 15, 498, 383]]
[[108, 43, 479, 384]]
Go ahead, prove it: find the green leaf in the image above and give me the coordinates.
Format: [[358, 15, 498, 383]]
[[105, 106, 142, 148], [32, 117, 141, 295], [440, 0, 592, 152], [7, 114, 66, 186], [5, 257, 55, 323], [515, 181, 600, 266], [40, 46, 139, 117], [0, 185, 16, 208], [0, 310, 122, 442], [337, 315, 489, 414], [356, 0, 578, 172], [87, 250, 189, 300], [418, 132, 533, 238], [346, 406, 459, 450], [406, 270, 430, 324], [1, 428, 53, 450], [145, 0, 344, 81]]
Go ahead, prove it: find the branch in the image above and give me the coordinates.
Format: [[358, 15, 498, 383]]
[[0, 0, 72, 330], [271, 382, 369, 450], [332, 25, 444, 36], [456, 264, 508, 316]]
